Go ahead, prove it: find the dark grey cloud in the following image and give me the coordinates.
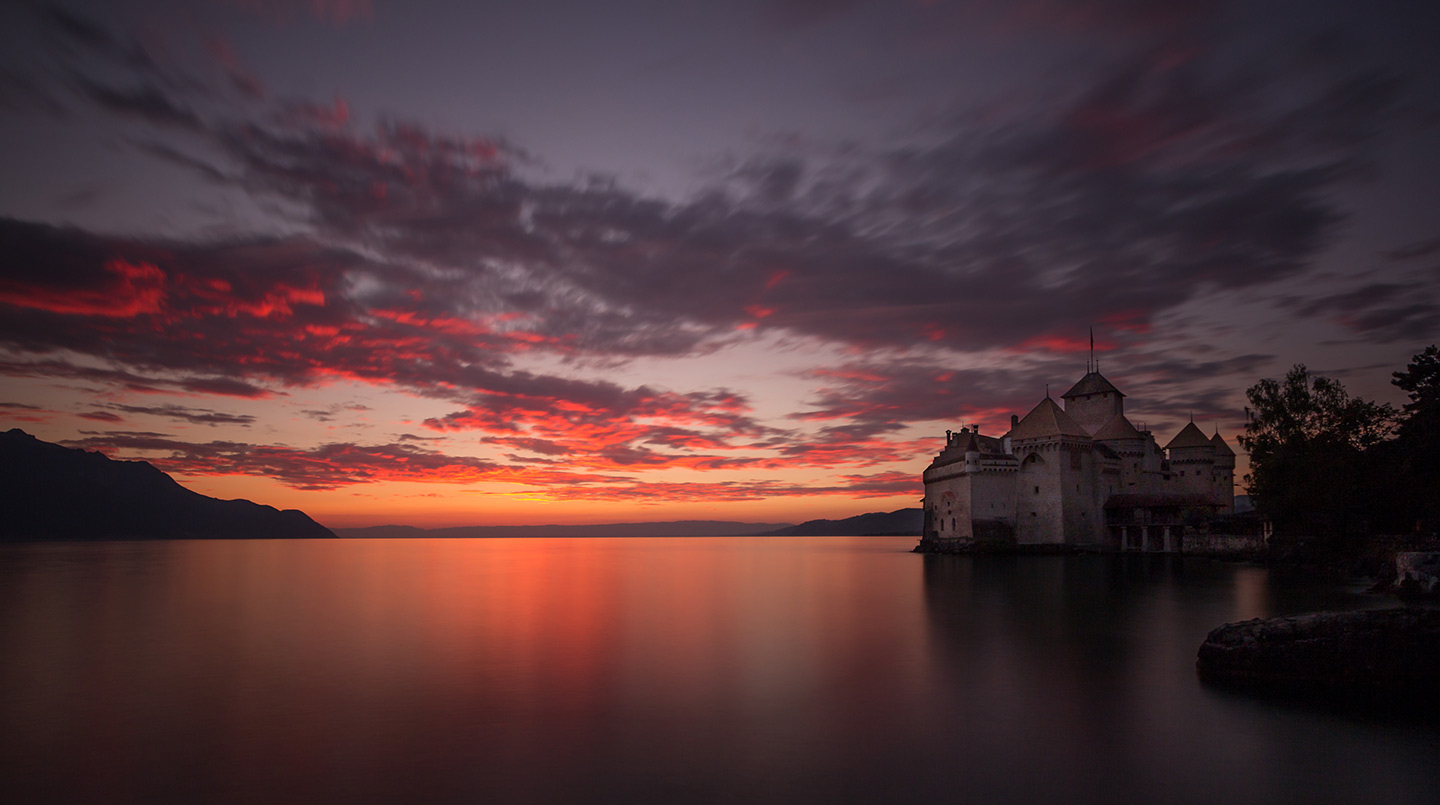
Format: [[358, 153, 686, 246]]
[[299, 403, 371, 423], [38, 5, 155, 72], [132, 141, 232, 183], [1282, 278, 1440, 344], [0, 356, 271, 399], [0, 68, 67, 116], [103, 403, 256, 426], [68, 75, 205, 130], [78, 410, 122, 422], [207, 54, 1392, 363], [1384, 237, 1440, 261], [16, 3, 1412, 371]]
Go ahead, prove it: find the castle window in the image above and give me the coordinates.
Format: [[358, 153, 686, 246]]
[[951, 517, 956, 531], [1034, 486, 1040, 494]]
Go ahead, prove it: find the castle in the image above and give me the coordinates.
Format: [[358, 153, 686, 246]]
[[920, 365, 1235, 552]]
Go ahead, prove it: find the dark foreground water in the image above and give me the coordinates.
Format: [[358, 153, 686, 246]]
[[1, 537, 1436, 803]]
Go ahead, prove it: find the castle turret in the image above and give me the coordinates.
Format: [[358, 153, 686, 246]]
[[1165, 421, 1216, 497], [922, 427, 1018, 544]]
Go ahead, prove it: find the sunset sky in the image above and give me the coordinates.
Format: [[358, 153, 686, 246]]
[[1, 0, 1437, 528]]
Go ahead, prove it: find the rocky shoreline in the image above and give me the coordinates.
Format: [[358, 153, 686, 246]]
[[1195, 608, 1440, 706]]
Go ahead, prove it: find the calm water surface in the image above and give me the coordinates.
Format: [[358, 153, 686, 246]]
[[1, 537, 1436, 803]]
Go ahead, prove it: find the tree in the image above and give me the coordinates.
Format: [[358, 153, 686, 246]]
[[1393, 345, 1440, 414], [1389, 345, 1440, 532], [1239, 364, 1395, 539]]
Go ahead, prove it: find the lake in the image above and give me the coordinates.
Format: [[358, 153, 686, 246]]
[[1, 537, 1436, 803]]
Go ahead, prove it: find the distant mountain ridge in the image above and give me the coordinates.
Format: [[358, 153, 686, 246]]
[[334, 520, 796, 539], [760, 508, 923, 536], [0, 429, 334, 540]]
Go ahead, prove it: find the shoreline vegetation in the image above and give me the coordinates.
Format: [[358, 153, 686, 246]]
[[1194, 347, 1440, 707]]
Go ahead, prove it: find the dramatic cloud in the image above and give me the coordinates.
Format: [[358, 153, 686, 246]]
[[16, 3, 1411, 368], [1282, 278, 1440, 344], [1, 1, 1433, 519], [62, 431, 919, 501]]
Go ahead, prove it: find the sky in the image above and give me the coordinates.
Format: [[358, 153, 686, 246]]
[[0, 0, 1437, 528]]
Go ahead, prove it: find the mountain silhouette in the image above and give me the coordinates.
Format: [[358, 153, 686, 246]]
[[759, 508, 922, 536], [0, 429, 334, 540]]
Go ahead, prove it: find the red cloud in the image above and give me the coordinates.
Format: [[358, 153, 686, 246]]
[[62, 433, 922, 505], [0, 259, 165, 317], [1014, 333, 1110, 354]]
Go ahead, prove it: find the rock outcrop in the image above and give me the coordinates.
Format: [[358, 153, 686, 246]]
[[1196, 608, 1440, 697], [0, 428, 334, 540], [1396, 552, 1440, 600]]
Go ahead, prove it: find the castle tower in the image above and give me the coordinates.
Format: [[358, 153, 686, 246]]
[[1092, 413, 1147, 491], [1060, 371, 1126, 436], [1210, 430, 1236, 513], [921, 428, 1017, 543], [1009, 396, 1101, 545], [1164, 421, 1216, 497]]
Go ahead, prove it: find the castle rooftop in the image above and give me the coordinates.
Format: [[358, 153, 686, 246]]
[[1061, 371, 1125, 400], [1010, 397, 1090, 441], [1165, 421, 1213, 450], [1210, 431, 1235, 456], [1092, 413, 1143, 441]]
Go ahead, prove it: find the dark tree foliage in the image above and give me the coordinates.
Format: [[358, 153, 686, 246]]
[[1393, 345, 1440, 413], [1241, 348, 1440, 548], [1239, 364, 1394, 540], [1389, 345, 1440, 532]]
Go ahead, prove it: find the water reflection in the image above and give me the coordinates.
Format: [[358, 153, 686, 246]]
[[916, 554, 1437, 803], [0, 540, 1435, 803]]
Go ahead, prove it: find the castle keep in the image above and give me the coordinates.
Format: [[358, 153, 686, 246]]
[[920, 367, 1234, 552]]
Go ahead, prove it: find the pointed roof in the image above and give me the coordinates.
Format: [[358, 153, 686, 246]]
[[1165, 421, 1213, 450], [1010, 397, 1091, 441], [1060, 370, 1125, 400], [1092, 413, 1143, 441], [1210, 431, 1235, 456]]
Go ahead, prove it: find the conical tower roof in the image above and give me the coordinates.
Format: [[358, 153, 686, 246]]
[[1165, 421, 1213, 450], [1061, 371, 1125, 400], [1210, 431, 1235, 456], [1092, 413, 1143, 441], [1010, 397, 1091, 441]]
